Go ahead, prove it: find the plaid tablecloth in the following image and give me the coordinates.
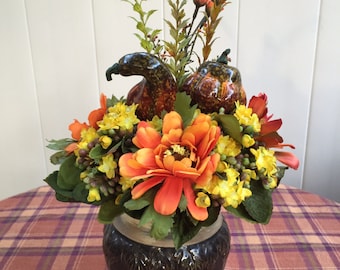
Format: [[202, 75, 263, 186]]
[[0, 184, 339, 270]]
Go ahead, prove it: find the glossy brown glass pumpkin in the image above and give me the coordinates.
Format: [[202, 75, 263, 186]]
[[181, 51, 246, 114]]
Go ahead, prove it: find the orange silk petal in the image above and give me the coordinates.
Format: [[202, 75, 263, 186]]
[[196, 154, 220, 186], [134, 148, 157, 168], [161, 129, 182, 146], [154, 176, 183, 216], [275, 151, 299, 170], [183, 179, 208, 221], [260, 119, 282, 136], [257, 132, 283, 148], [88, 93, 107, 128], [197, 126, 220, 158], [88, 108, 105, 128], [68, 120, 89, 140], [172, 159, 200, 180], [119, 153, 148, 178], [248, 94, 267, 118], [133, 122, 161, 149], [184, 122, 209, 147], [64, 142, 78, 154], [131, 176, 165, 199], [162, 111, 182, 134], [192, 113, 211, 125]]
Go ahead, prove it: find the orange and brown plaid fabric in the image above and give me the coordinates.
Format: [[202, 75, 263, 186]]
[[0, 184, 339, 270]]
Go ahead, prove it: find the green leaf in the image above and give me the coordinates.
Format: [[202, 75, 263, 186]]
[[215, 114, 242, 144], [46, 138, 75, 151], [89, 144, 106, 160], [225, 203, 257, 223], [124, 196, 150, 211], [44, 171, 80, 202], [124, 188, 156, 211], [139, 205, 173, 240], [276, 165, 288, 184], [174, 92, 197, 128], [72, 182, 93, 203], [98, 199, 124, 224], [242, 180, 273, 224], [172, 211, 202, 249], [49, 151, 68, 165], [57, 155, 82, 190]]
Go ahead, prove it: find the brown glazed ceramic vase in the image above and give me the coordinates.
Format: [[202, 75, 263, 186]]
[[103, 214, 230, 270]]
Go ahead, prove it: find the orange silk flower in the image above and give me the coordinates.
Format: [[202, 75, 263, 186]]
[[119, 111, 221, 221]]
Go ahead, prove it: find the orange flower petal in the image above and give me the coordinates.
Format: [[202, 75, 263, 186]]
[[260, 119, 282, 136], [195, 154, 220, 186], [119, 153, 148, 178], [64, 142, 78, 154], [183, 179, 208, 221], [197, 126, 220, 158], [131, 176, 164, 199], [68, 120, 89, 140], [172, 159, 200, 180], [154, 176, 183, 216], [275, 151, 299, 170], [135, 148, 157, 168], [161, 129, 182, 146], [133, 122, 161, 149], [248, 94, 268, 118], [88, 93, 107, 128], [162, 111, 182, 134]]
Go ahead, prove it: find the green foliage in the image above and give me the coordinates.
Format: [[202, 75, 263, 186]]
[[46, 138, 75, 151], [106, 95, 126, 107], [44, 171, 98, 205], [140, 205, 174, 240], [98, 199, 124, 224], [172, 211, 202, 249], [47, 139, 75, 165], [123, 0, 163, 55], [214, 113, 243, 144], [174, 92, 197, 128], [164, 0, 191, 85], [57, 155, 82, 190], [49, 151, 68, 165]]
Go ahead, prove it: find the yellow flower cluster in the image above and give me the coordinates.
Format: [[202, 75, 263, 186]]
[[250, 147, 278, 188], [200, 163, 252, 208], [98, 102, 139, 132], [216, 135, 241, 158], [234, 101, 261, 132], [78, 128, 99, 151]]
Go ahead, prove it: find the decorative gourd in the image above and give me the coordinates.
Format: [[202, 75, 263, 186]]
[[106, 52, 177, 120], [181, 49, 246, 114]]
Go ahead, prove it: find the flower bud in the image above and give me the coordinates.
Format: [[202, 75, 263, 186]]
[[194, 0, 211, 7]]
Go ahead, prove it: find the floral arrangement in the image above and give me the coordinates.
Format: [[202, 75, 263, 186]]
[[45, 0, 299, 249]]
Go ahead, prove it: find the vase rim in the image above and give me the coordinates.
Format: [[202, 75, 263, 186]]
[[112, 213, 223, 248]]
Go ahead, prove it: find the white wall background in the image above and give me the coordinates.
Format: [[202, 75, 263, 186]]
[[1, 0, 339, 202]]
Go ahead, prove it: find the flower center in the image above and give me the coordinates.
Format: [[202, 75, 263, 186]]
[[164, 144, 190, 161]]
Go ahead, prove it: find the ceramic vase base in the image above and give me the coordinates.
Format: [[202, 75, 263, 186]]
[[103, 217, 230, 270]]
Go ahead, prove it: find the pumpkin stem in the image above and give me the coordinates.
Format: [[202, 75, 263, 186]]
[[217, 49, 231, 65]]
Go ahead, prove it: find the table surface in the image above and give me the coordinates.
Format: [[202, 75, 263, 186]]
[[0, 184, 339, 270]]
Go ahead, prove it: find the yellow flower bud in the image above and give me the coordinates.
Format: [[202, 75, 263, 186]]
[[100, 135, 112, 149], [242, 134, 255, 148], [195, 192, 211, 208], [87, 187, 101, 202]]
